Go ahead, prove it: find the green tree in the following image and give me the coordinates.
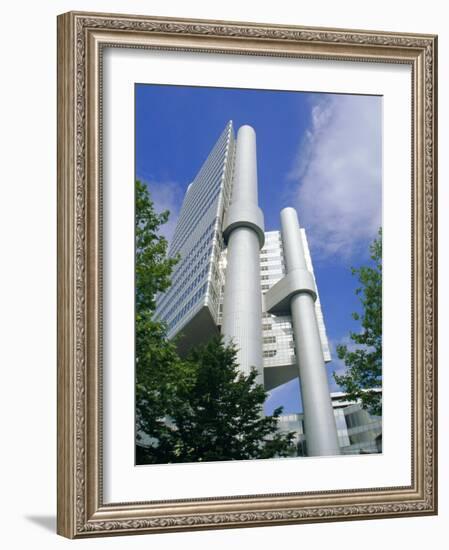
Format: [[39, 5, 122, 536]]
[[135, 179, 178, 313], [135, 180, 182, 463], [334, 229, 382, 416], [138, 337, 296, 464]]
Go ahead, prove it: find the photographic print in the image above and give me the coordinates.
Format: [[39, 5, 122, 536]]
[[57, 12, 436, 537], [135, 84, 382, 465]]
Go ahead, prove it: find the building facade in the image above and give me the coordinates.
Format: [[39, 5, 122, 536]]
[[217, 229, 330, 392], [154, 121, 352, 456], [155, 121, 234, 354], [277, 392, 382, 456]]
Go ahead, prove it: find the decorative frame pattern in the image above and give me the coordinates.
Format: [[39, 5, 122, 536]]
[[57, 11, 438, 538]]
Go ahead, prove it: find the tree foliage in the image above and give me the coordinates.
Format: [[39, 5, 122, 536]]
[[135, 180, 182, 462], [135, 179, 178, 312], [138, 337, 295, 464], [334, 229, 382, 416], [135, 180, 295, 464]]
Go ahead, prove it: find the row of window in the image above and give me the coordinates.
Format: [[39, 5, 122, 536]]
[[156, 222, 216, 313], [156, 247, 211, 318], [167, 282, 208, 332], [176, 161, 223, 225], [263, 350, 298, 361], [260, 257, 284, 265], [171, 220, 215, 277], [171, 179, 223, 255], [171, 133, 232, 241], [260, 273, 282, 279], [260, 246, 283, 255], [170, 186, 222, 255], [162, 266, 209, 323], [157, 244, 212, 315], [263, 326, 293, 335], [262, 267, 284, 273], [170, 131, 231, 251]]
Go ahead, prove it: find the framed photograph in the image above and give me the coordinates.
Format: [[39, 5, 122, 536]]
[[57, 11, 438, 538]]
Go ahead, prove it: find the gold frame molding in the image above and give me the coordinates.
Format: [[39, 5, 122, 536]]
[[57, 10, 438, 539]]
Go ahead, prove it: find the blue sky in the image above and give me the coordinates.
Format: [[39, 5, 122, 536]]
[[136, 83, 382, 415]]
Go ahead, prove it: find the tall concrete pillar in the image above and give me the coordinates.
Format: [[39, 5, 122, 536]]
[[281, 207, 340, 456], [221, 125, 265, 383]]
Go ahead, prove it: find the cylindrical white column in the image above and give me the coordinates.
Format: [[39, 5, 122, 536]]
[[231, 125, 258, 204], [221, 125, 264, 383], [281, 207, 341, 456], [222, 228, 263, 380]]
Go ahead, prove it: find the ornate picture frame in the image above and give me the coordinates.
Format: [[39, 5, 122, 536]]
[[57, 11, 437, 538]]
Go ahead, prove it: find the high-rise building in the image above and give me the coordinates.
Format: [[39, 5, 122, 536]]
[[155, 121, 234, 353], [155, 121, 341, 456]]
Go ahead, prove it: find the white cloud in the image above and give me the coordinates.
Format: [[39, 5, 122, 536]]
[[328, 336, 353, 372], [290, 94, 382, 260], [327, 337, 352, 392], [143, 180, 184, 244], [327, 332, 378, 392]]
